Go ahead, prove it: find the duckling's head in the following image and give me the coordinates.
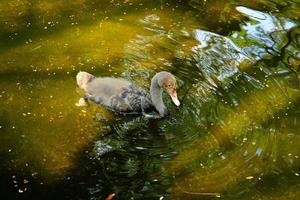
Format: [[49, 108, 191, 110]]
[[155, 71, 180, 106]]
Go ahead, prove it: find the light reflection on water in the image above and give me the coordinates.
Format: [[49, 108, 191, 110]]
[[0, 1, 299, 200]]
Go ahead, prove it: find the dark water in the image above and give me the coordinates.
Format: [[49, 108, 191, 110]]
[[0, 0, 299, 199]]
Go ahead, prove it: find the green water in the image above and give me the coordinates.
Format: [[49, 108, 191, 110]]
[[0, 0, 299, 199]]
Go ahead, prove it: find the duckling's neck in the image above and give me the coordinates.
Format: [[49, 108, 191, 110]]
[[150, 77, 168, 117]]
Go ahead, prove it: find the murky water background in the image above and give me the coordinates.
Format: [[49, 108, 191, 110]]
[[0, 0, 299, 199]]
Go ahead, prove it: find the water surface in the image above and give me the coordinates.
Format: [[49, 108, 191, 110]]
[[0, 0, 299, 199]]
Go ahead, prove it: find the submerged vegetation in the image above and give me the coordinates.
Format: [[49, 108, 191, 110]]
[[0, 0, 299, 199]]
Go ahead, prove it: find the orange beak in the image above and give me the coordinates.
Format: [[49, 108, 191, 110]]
[[167, 88, 180, 106]]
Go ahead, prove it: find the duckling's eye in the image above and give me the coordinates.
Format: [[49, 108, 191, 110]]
[[168, 84, 171, 87]]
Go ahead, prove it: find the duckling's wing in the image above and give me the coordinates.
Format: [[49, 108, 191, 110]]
[[108, 85, 154, 114], [85, 85, 154, 115]]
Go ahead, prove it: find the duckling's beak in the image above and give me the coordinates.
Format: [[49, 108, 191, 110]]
[[167, 88, 180, 106]]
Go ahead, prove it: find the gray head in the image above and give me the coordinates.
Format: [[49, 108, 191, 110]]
[[76, 71, 95, 91], [151, 71, 180, 106]]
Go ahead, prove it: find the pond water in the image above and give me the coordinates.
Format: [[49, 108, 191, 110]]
[[0, 0, 299, 199]]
